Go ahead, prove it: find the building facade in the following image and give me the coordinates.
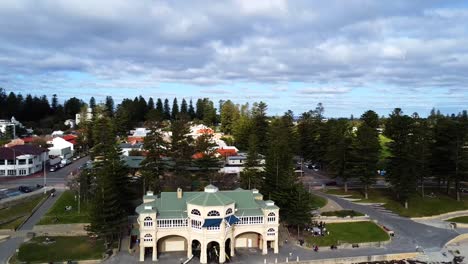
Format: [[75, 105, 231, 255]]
[[135, 185, 279, 263], [0, 145, 48, 177]]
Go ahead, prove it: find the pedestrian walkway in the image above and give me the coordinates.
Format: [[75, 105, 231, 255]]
[[367, 204, 402, 218], [0, 190, 64, 263], [318, 196, 343, 213]]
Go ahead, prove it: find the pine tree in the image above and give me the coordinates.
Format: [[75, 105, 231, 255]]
[[141, 120, 167, 193], [148, 97, 155, 110], [156, 98, 164, 117], [105, 96, 114, 117], [51, 94, 58, 113], [354, 110, 380, 199], [385, 108, 416, 208], [324, 119, 354, 192], [252, 102, 269, 152], [87, 143, 129, 246], [180, 99, 188, 116], [220, 100, 240, 134], [188, 99, 196, 120], [163, 98, 171, 120], [240, 134, 263, 189], [171, 98, 179, 120], [89, 97, 96, 111]]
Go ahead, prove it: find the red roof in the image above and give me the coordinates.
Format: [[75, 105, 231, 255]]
[[63, 134, 77, 145], [21, 137, 35, 143], [127, 136, 145, 144], [197, 128, 214, 134], [217, 148, 238, 157], [192, 152, 205, 159]]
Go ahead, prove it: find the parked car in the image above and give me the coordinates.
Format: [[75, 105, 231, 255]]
[[18, 186, 32, 193], [61, 159, 72, 166]]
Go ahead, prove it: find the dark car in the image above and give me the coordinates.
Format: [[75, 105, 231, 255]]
[[18, 186, 32, 193]]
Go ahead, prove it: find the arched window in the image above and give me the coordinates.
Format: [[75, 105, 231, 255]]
[[267, 212, 276, 222], [207, 210, 220, 216], [225, 208, 233, 215], [143, 234, 153, 242], [267, 228, 275, 236], [144, 216, 153, 227], [191, 209, 201, 216]]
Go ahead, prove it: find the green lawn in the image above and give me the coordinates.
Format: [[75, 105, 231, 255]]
[[446, 216, 468, 224], [0, 194, 48, 230], [311, 193, 328, 209], [325, 188, 468, 217], [321, 210, 364, 217], [305, 221, 389, 247], [15, 236, 104, 263], [38, 191, 89, 225]]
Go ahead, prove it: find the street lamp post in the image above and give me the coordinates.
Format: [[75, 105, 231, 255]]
[[43, 151, 47, 193]]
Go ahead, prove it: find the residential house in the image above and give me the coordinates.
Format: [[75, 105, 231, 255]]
[[136, 185, 279, 263], [0, 145, 48, 176], [48, 137, 74, 159], [119, 142, 144, 156]]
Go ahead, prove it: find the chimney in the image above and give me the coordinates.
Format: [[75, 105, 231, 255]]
[[177, 188, 183, 199]]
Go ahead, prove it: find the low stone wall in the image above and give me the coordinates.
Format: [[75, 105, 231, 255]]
[[32, 223, 89, 236], [312, 216, 370, 223], [410, 210, 468, 221], [278, 252, 420, 264]]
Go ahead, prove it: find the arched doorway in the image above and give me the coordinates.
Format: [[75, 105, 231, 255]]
[[207, 241, 220, 263], [234, 232, 262, 249], [225, 238, 232, 262], [157, 235, 188, 259], [192, 239, 201, 259]]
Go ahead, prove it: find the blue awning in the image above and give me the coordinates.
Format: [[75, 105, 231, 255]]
[[225, 215, 240, 225], [202, 218, 222, 227]]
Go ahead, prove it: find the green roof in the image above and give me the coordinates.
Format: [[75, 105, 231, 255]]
[[135, 185, 279, 218], [187, 192, 235, 206]]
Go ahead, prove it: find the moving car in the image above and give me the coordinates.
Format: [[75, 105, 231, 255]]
[[18, 186, 32, 193]]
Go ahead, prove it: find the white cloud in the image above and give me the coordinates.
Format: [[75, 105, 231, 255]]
[[297, 87, 352, 95]]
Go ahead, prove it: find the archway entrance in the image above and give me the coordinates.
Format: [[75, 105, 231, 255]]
[[207, 241, 220, 263], [235, 232, 261, 248], [225, 238, 232, 262], [157, 235, 187, 259], [144, 247, 153, 260], [192, 239, 201, 259]]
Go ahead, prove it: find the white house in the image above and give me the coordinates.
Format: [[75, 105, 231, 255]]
[[130, 128, 151, 138], [48, 137, 74, 159], [0, 145, 48, 177], [119, 142, 144, 156], [136, 185, 279, 263], [75, 107, 93, 125]]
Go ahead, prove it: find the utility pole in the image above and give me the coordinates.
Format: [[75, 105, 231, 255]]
[[43, 151, 47, 191]]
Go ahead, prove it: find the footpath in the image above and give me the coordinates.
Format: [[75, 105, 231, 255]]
[[0, 190, 63, 263]]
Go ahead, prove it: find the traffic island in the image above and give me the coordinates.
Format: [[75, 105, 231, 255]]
[[303, 221, 390, 249]]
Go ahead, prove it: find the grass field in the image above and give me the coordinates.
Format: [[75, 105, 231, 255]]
[[37, 190, 89, 225], [321, 210, 364, 217], [325, 188, 468, 217], [311, 193, 328, 209], [446, 216, 468, 224], [0, 194, 47, 230], [305, 221, 389, 247], [14, 236, 104, 263]]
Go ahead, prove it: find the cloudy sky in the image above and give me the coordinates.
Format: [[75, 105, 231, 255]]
[[1, 0, 468, 117]]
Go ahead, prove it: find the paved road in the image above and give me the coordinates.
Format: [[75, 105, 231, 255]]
[[314, 191, 461, 252], [0, 156, 89, 189], [0, 190, 64, 263]]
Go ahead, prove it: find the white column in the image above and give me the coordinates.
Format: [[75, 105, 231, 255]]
[[219, 244, 226, 263], [200, 242, 207, 264], [262, 238, 268, 255], [139, 245, 144, 262], [152, 246, 157, 261], [230, 238, 235, 257], [274, 239, 279, 254], [187, 239, 192, 258]]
